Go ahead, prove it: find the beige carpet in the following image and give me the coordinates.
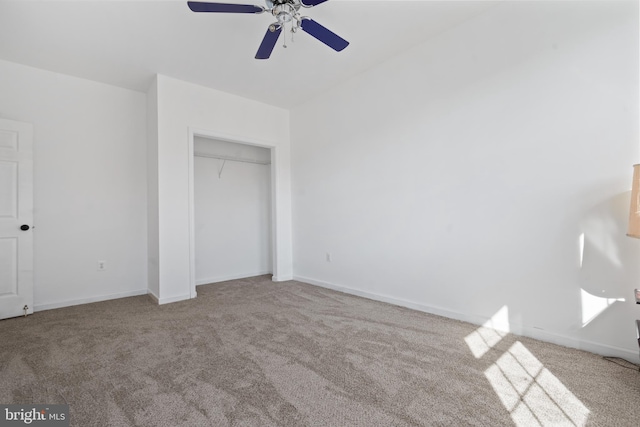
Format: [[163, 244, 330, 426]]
[[0, 275, 638, 426]]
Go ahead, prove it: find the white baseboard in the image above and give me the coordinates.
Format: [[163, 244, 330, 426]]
[[293, 275, 640, 363], [147, 289, 194, 305], [272, 274, 293, 282], [156, 293, 192, 305], [196, 271, 272, 286], [294, 275, 488, 324], [147, 289, 159, 304], [34, 289, 148, 312], [522, 326, 639, 362]]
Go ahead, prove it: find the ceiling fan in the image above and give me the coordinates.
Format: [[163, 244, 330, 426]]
[[187, 0, 349, 59]]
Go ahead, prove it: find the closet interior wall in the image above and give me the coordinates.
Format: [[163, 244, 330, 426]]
[[193, 137, 272, 285]]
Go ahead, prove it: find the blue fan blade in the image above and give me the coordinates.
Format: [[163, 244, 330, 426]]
[[255, 26, 282, 59], [300, 18, 348, 52], [300, 0, 329, 6], [188, 2, 263, 13]]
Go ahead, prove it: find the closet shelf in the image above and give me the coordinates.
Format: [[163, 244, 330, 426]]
[[194, 152, 271, 165]]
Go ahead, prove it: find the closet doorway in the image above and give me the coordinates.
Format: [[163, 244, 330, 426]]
[[192, 136, 273, 286]]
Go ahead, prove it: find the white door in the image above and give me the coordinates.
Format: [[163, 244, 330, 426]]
[[0, 118, 33, 319]]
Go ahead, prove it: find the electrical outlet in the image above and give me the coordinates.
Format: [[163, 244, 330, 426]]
[[97, 260, 107, 271], [326, 252, 332, 262]]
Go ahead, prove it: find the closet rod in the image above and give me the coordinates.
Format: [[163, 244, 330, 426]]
[[194, 152, 271, 165]]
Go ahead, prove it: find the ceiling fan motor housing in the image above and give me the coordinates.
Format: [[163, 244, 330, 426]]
[[272, 1, 300, 25]]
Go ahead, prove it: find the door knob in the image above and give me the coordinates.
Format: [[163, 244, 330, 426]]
[[20, 224, 30, 231]]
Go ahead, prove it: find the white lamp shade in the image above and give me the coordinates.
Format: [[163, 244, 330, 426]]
[[628, 164, 640, 238]]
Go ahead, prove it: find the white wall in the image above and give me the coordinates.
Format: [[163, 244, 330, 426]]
[[0, 59, 148, 310], [291, 1, 640, 360], [152, 75, 291, 304], [194, 138, 271, 284]]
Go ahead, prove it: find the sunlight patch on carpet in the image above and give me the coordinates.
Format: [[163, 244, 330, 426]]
[[485, 341, 590, 426], [464, 305, 510, 359]]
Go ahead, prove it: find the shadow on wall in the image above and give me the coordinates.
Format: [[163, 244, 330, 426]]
[[579, 191, 640, 330]]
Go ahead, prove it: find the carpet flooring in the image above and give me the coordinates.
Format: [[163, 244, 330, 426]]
[[1, 275, 639, 426]]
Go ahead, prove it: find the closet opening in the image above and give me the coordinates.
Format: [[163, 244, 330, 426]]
[[189, 134, 274, 293]]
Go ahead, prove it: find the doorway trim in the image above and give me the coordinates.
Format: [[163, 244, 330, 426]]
[[187, 127, 279, 298]]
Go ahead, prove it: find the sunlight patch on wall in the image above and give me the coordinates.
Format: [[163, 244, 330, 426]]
[[464, 306, 510, 359], [578, 232, 584, 268], [485, 341, 590, 426], [580, 289, 624, 327]]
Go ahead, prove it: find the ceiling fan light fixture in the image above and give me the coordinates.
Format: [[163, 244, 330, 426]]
[[277, 12, 292, 22], [188, 0, 348, 59], [273, 3, 298, 23]]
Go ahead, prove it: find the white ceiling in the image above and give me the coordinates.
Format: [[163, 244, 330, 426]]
[[0, 0, 499, 108]]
